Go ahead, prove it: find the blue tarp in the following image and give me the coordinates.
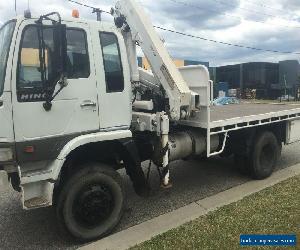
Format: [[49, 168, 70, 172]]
[[213, 97, 240, 106]]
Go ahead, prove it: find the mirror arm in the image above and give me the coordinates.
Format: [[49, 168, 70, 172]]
[[36, 23, 51, 111], [37, 12, 62, 25], [51, 76, 68, 101], [43, 75, 68, 112], [36, 23, 47, 87]]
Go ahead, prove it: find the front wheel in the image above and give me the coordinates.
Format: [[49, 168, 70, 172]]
[[56, 163, 125, 242]]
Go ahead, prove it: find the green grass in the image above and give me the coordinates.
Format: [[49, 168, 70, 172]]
[[131, 175, 300, 250]]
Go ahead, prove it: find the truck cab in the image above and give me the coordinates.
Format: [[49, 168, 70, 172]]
[[0, 16, 135, 177], [0, 15, 147, 240]]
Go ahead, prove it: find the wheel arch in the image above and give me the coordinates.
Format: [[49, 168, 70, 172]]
[[57, 130, 132, 161], [225, 121, 286, 156], [51, 130, 132, 180], [52, 130, 149, 201]]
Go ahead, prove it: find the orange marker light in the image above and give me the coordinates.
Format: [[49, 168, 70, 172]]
[[72, 9, 80, 18]]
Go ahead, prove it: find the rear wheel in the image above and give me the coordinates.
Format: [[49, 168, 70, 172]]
[[249, 131, 280, 179], [56, 163, 125, 242]]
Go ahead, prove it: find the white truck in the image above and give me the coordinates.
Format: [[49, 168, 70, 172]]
[[0, 0, 300, 241]]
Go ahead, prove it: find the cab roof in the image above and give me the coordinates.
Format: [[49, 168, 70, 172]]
[[12, 14, 117, 31]]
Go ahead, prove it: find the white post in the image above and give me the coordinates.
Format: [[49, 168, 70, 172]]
[[160, 113, 170, 187]]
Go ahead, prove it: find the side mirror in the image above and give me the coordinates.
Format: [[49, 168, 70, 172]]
[[44, 23, 68, 111], [52, 23, 67, 83], [36, 12, 68, 111]]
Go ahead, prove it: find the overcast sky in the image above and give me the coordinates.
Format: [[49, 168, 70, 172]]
[[0, 0, 299, 66]]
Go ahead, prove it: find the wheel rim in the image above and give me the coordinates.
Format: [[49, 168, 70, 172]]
[[72, 183, 114, 229], [259, 143, 275, 171]]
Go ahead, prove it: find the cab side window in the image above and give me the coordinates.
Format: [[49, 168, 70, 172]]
[[100, 32, 124, 93], [18, 26, 54, 90], [66, 29, 90, 79], [17, 26, 90, 102]]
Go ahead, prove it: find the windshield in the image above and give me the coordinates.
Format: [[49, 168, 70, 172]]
[[0, 21, 16, 96]]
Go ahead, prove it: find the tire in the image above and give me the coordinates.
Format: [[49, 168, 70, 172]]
[[56, 163, 125, 242], [249, 131, 280, 180]]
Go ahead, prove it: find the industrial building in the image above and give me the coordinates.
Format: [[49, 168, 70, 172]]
[[279, 60, 300, 89], [213, 60, 300, 99]]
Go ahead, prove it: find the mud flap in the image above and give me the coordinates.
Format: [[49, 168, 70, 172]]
[[118, 139, 150, 197]]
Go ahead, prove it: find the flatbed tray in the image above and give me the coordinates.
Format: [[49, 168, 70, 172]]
[[210, 103, 300, 129]]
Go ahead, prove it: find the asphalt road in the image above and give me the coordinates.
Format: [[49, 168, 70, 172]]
[[0, 142, 300, 250]]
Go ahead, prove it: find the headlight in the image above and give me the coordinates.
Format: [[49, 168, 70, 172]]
[[0, 148, 13, 162]]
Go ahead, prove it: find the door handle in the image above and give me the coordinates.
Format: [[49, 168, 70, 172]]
[[0, 100, 3, 107], [80, 101, 97, 108]]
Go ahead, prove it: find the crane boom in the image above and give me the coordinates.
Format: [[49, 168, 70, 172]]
[[113, 0, 192, 120]]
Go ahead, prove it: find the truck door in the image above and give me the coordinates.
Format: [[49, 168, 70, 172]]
[[93, 27, 131, 130], [11, 20, 100, 163]]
